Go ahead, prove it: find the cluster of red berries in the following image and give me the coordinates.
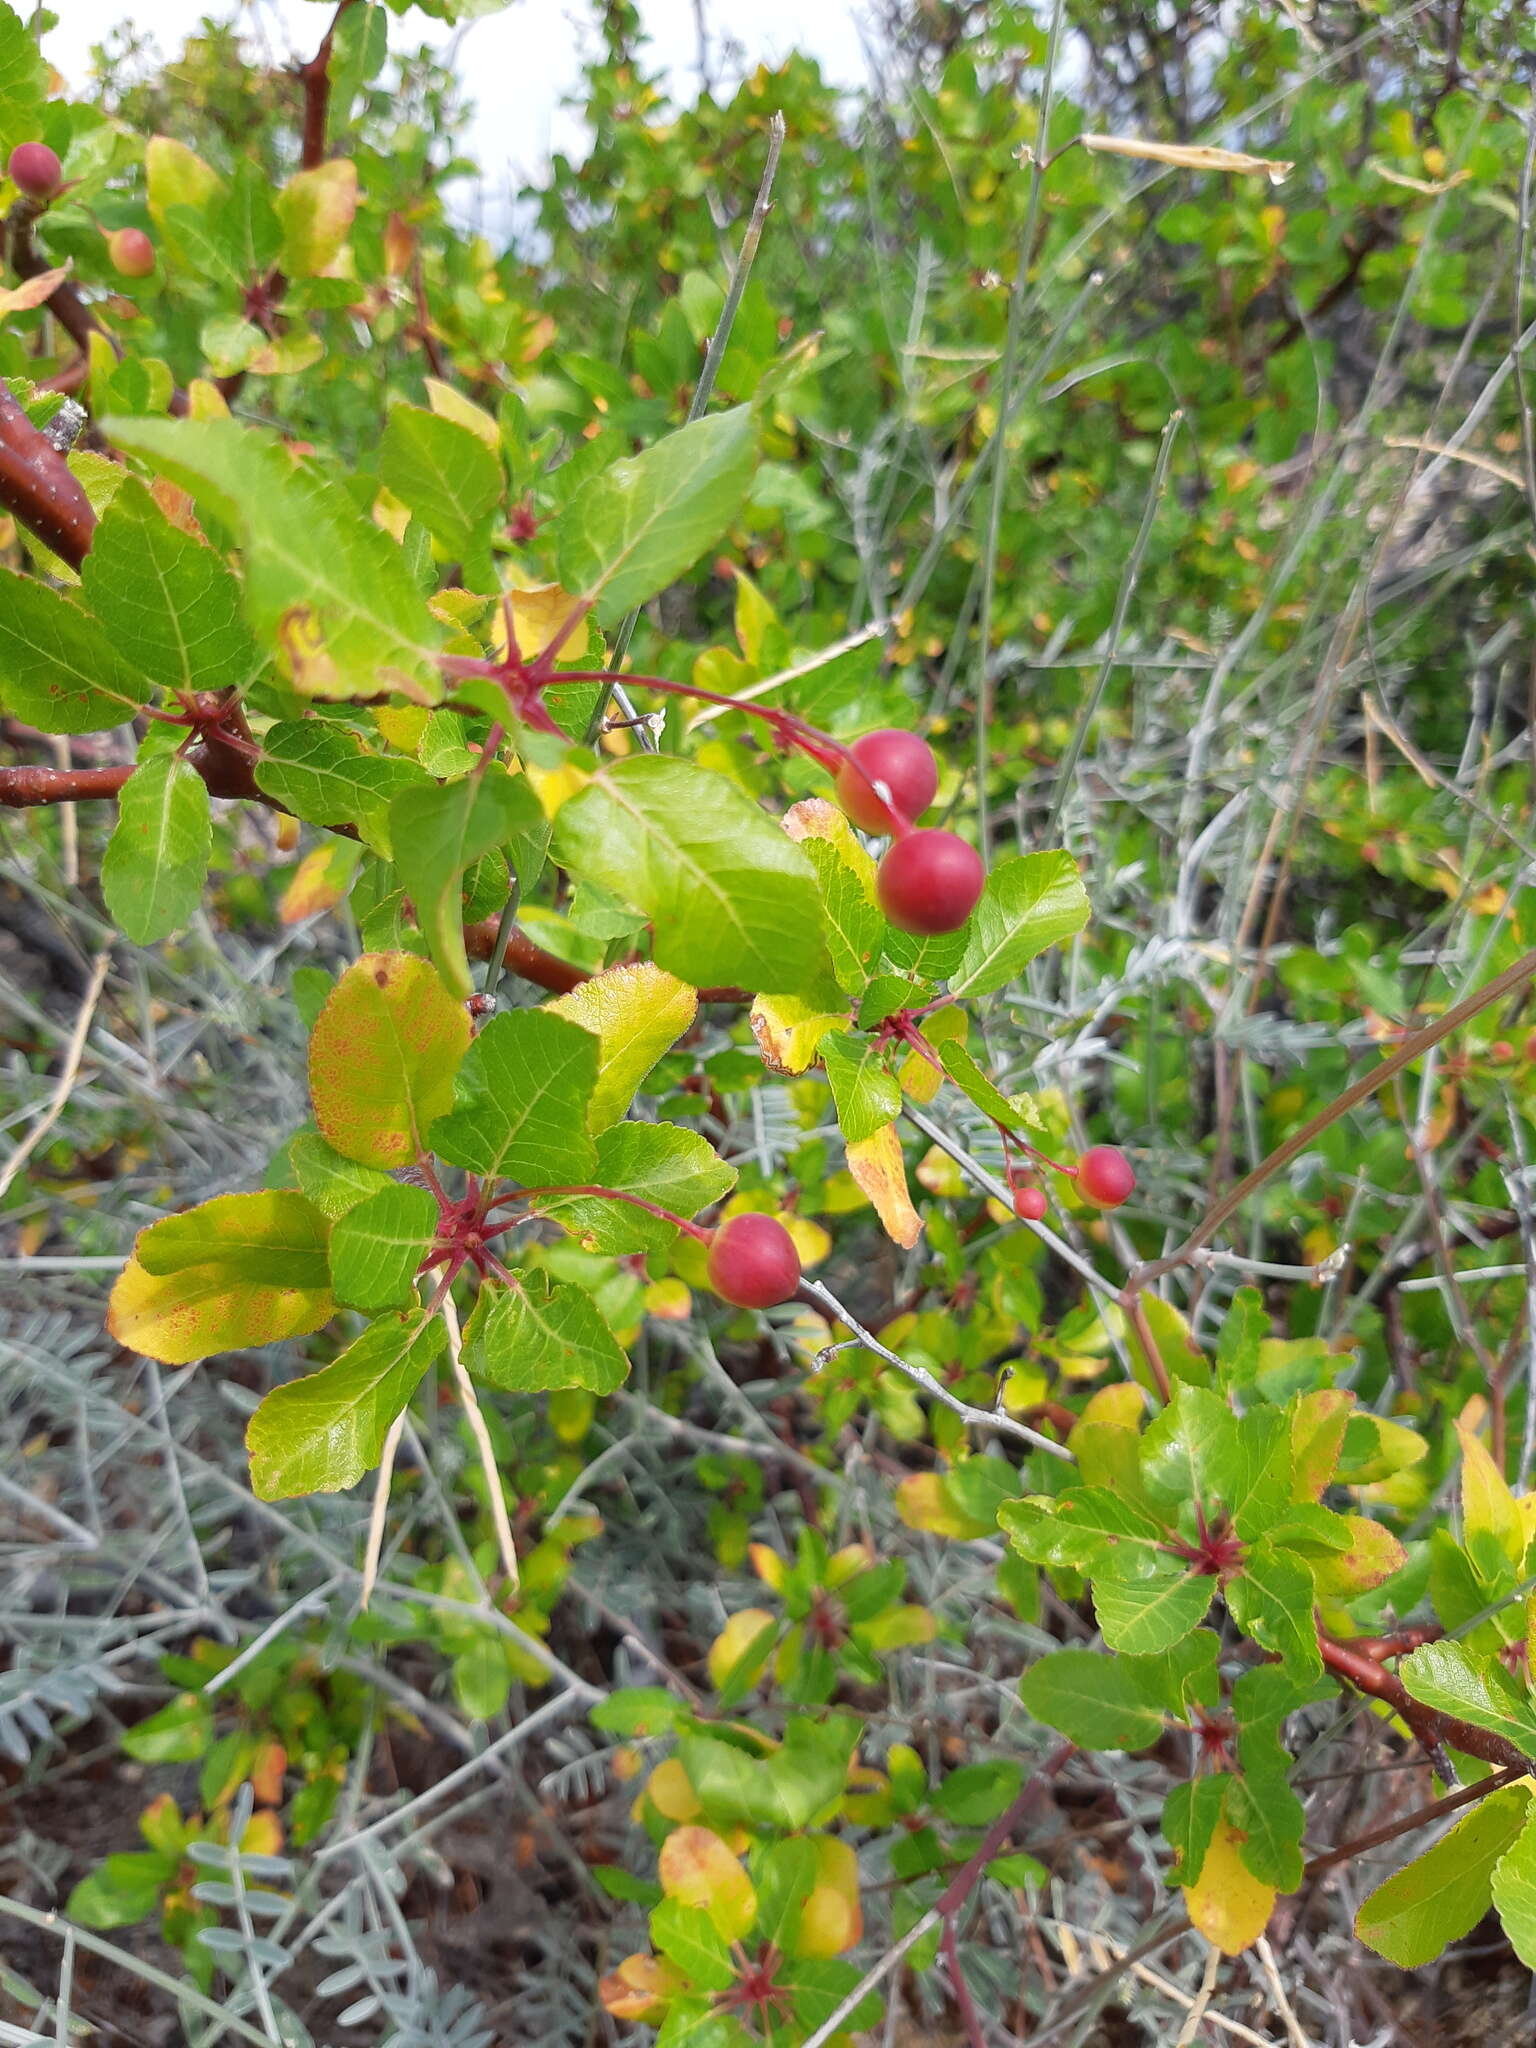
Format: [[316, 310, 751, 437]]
[[834, 729, 985, 936], [1010, 1143, 1136, 1223], [8, 143, 154, 276]]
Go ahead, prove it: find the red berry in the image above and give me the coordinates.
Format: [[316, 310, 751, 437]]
[[108, 227, 155, 278], [9, 143, 61, 201], [1077, 1146, 1135, 1208], [835, 729, 938, 834], [1013, 1186, 1048, 1222], [876, 829, 985, 935], [706, 1213, 801, 1309]]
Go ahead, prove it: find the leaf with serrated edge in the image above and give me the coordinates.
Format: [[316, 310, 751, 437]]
[[380, 403, 503, 557], [553, 755, 828, 997], [1398, 1639, 1536, 1755], [549, 962, 698, 1130], [108, 1191, 333, 1365], [821, 1030, 900, 1144], [1357, 1783, 1533, 1965], [846, 1125, 921, 1247], [544, 1123, 735, 1255], [309, 953, 470, 1168], [102, 416, 442, 700], [1017, 1648, 1166, 1750], [554, 406, 758, 626], [467, 1271, 629, 1394], [951, 851, 1091, 998], [246, 1309, 444, 1498], [1093, 1573, 1211, 1655], [101, 754, 211, 943], [0, 567, 152, 732], [329, 1183, 438, 1310], [430, 1009, 598, 1185]]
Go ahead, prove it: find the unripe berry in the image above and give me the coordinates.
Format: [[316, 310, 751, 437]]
[[835, 729, 938, 834], [9, 142, 62, 201], [876, 828, 985, 935], [108, 227, 155, 278], [706, 1212, 801, 1309], [1013, 1186, 1048, 1222], [1077, 1145, 1135, 1208]]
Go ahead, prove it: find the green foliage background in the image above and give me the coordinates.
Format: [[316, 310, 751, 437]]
[[8, 0, 1536, 2041]]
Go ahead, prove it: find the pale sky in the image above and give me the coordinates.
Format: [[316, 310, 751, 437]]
[[48, 0, 872, 215]]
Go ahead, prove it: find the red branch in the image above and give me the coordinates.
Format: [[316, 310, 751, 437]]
[[6, 201, 107, 360], [299, 0, 357, 169], [1318, 1630, 1531, 1772], [0, 763, 132, 806], [0, 387, 97, 567]]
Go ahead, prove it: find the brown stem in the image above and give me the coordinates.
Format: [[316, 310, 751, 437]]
[[6, 200, 111, 361], [1318, 1630, 1532, 1772], [1304, 1762, 1524, 1880], [0, 763, 133, 806], [299, 0, 357, 169], [0, 387, 97, 566]]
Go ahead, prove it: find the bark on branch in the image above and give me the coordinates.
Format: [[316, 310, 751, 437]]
[[0, 387, 97, 567]]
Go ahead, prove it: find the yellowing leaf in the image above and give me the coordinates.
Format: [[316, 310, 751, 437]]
[[1185, 1818, 1276, 1955], [423, 376, 500, 452], [897, 1471, 983, 1538], [643, 1276, 692, 1320], [309, 953, 470, 1168], [707, 1609, 776, 1691], [549, 962, 696, 1129], [1457, 1413, 1522, 1563], [751, 991, 846, 1073], [644, 1758, 702, 1824], [782, 795, 880, 895], [276, 159, 358, 276], [598, 1953, 681, 2021], [657, 1826, 756, 1942], [899, 1004, 966, 1105], [146, 135, 222, 223], [782, 1213, 831, 1270], [0, 265, 69, 315], [108, 1191, 334, 1366], [1310, 1515, 1408, 1597], [847, 1125, 922, 1247], [280, 840, 363, 924], [799, 1836, 863, 1957]]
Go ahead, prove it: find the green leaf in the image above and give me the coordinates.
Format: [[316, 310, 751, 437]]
[[0, 2, 45, 158], [950, 851, 1091, 998], [466, 1271, 629, 1394], [678, 1717, 859, 1832], [390, 770, 541, 999], [309, 952, 471, 1169], [938, 1040, 1040, 1131], [649, 1898, 735, 1992], [1492, 1806, 1536, 1967], [751, 1837, 816, 1953], [288, 1131, 392, 1219], [1001, 1488, 1169, 1581], [545, 1122, 735, 1254], [256, 719, 429, 853], [555, 405, 758, 626], [79, 476, 261, 702], [1356, 1782, 1532, 1966], [780, 1956, 879, 2031], [429, 1009, 599, 1185], [933, 1760, 1025, 1826], [0, 567, 152, 732], [380, 403, 504, 558], [548, 962, 698, 1131], [246, 1308, 444, 1499], [1225, 1771, 1304, 1891], [66, 1858, 168, 1930], [1163, 1774, 1228, 1885], [803, 839, 882, 995], [1398, 1639, 1536, 1757], [1226, 1545, 1320, 1676], [108, 1190, 334, 1365], [1017, 1649, 1167, 1751], [329, 1183, 438, 1310], [1093, 1572, 1212, 1655], [102, 416, 442, 701], [553, 756, 827, 996], [122, 1692, 214, 1763], [655, 2002, 750, 2048], [451, 1637, 510, 1723], [101, 753, 211, 944], [820, 1030, 900, 1143]]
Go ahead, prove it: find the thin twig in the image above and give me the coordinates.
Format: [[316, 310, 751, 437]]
[[0, 949, 109, 1203], [442, 1287, 520, 1589], [359, 1408, 405, 1611]]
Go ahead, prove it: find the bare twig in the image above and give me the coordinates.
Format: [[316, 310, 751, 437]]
[[0, 949, 109, 1203]]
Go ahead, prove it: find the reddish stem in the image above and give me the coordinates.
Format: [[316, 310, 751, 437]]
[[1318, 1630, 1531, 1771], [495, 1183, 713, 1243], [0, 387, 97, 567]]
